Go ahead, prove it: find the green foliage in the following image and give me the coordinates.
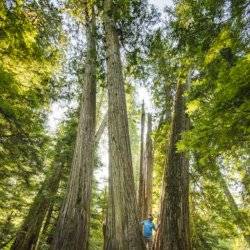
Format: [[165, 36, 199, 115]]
[[36, 110, 78, 249], [145, 0, 250, 248], [151, 122, 170, 212], [182, 52, 250, 158], [0, 0, 63, 246], [0, 0, 249, 248], [172, 0, 249, 247], [0, 0, 63, 178], [89, 186, 107, 250], [190, 161, 238, 249]]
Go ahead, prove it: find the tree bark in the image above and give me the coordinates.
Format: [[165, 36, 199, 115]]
[[138, 102, 146, 220], [11, 109, 106, 250], [11, 162, 63, 250], [154, 81, 190, 250], [144, 114, 153, 217], [40, 203, 54, 238], [95, 112, 108, 145], [52, 9, 97, 250], [103, 0, 145, 249]]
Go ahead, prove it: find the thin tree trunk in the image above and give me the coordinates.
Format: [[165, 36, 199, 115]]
[[11, 162, 63, 250], [144, 114, 153, 217], [95, 112, 108, 144], [40, 203, 54, 237], [180, 71, 191, 250], [104, 173, 116, 250], [52, 9, 97, 250], [103, 0, 145, 249], [216, 166, 250, 247], [180, 153, 190, 250], [154, 81, 190, 250], [138, 102, 146, 219]]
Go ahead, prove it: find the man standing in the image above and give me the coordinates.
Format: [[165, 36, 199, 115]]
[[141, 214, 156, 249]]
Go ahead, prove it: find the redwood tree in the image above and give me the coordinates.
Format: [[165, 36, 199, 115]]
[[11, 162, 63, 250], [144, 114, 153, 218], [155, 81, 190, 250], [11, 111, 107, 250], [138, 102, 146, 220], [103, 0, 145, 249], [52, 6, 97, 250]]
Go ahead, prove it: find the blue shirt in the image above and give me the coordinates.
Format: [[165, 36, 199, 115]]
[[141, 219, 155, 238]]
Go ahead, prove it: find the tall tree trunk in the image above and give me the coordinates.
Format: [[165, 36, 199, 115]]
[[103, 0, 145, 249], [52, 10, 97, 250], [138, 102, 146, 219], [154, 81, 190, 250], [180, 71, 191, 250], [11, 162, 64, 250], [180, 151, 190, 250], [144, 114, 153, 217], [11, 110, 106, 250]]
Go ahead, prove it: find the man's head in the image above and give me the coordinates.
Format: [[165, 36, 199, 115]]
[[148, 214, 153, 221]]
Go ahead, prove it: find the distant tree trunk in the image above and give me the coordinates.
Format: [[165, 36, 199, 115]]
[[11, 109, 106, 250], [52, 9, 97, 250], [95, 112, 108, 144], [181, 71, 191, 250], [103, 0, 145, 249], [180, 151, 190, 250], [144, 114, 153, 217], [216, 166, 250, 247], [40, 203, 54, 237], [11, 162, 63, 250], [103, 174, 116, 250], [154, 81, 190, 250], [138, 102, 146, 219]]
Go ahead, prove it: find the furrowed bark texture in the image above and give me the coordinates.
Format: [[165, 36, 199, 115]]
[[52, 13, 97, 250], [154, 82, 190, 250], [11, 110, 106, 250], [11, 162, 63, 250], [144, 114, 153, 217], [103, 0, 145, 249], [138, 102, 146, 220]]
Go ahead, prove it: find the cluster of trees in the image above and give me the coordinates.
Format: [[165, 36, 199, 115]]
[[0, 0, 249, 249]]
